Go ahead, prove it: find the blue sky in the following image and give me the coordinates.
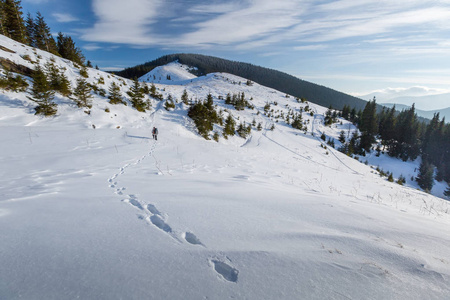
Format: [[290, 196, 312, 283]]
[[21, 0, 450, 101]]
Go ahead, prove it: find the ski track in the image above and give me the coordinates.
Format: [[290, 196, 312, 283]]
[[107, 138, 239, 283]]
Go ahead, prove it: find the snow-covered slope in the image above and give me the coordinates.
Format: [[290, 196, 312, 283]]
[[139, 61, 198, 84], [1, 35, 450, 299]]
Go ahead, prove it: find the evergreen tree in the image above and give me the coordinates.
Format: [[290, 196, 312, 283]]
[[359, 98, 378, 152], [73, 77, 92, 108], [25, 12, 35, 46], [378, 106, 396, 151], [27, 65, 56, 116], [1, 0, 27, 43], [187, 100, 217, 139], [338, 130, 346, 143], [128, 78, 147, 112], [45, 62, 71, 96], [387, 173, 394, 182], [181, 89, 189, 104], [422, 113, 445, 171], [416, 159, 434, 192], [79, 64, 88, 78], [164, 94, 175, 110], [0, 70, 28, 91], [236, 122, 247, 138], [291, 113, 303, 130], [444, 184, 450, 198], [108, 82, 125, 105], [149, 83, 162, 100], [341, 105, 350, 120], [394, 104, 420, 161], [257, 122, 262, 131], [57, 32, 85, 65], [223, 114, 236, 138], [34, 12, 58, 54]]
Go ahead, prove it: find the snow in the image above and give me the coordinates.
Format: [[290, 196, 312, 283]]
[[1, 34, 450, 299], [139, 61, 198, 85]]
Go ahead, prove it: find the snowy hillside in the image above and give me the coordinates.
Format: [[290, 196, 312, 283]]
[[139, 61, 198, 85], [1, 35, 450, 299]]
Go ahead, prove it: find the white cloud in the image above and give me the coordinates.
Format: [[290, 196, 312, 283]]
[[353, 86, 450, 99], [53, 13, 79, 23], [294, 45, 328, 51], [80, 0, 450, 56], [81, 0, 166, 45], [83, 44, 102, 51]]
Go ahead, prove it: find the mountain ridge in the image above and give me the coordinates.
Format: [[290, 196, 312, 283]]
[[116, 53, 371, 111]]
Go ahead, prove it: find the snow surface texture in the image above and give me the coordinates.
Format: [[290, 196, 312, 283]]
[[1, 35, 450, 299]]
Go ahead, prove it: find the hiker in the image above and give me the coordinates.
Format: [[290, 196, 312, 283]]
[[152, 127, 158, 140]]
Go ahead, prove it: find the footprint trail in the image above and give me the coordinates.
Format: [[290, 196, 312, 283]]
[[107, 139, 239, 283]]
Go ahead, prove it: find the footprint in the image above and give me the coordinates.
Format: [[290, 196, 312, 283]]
[[127, 198, 143, 210], [183, 232, 203, 246], [150, 215, 172, 233], [211, 259, 239, 283], [147, 204, 161, 215]]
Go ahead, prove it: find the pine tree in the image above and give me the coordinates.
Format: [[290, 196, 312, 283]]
[[108, 82, 125, 105], [1, 0, 27, 43], [223, 114, 236, 138], [34, 12, 58, 54], [338, 130, 346, 143], [0, 70, 28, 91], [25, 12, 35, 46], [378, 106, 396, 151], [45, 62, 71, 96], [416, 159, 434, 192], [359, 98, 378, 152], [257, 122, 262, 131], [27, 65, 56, 116], [394, 104, 420, 161], [164, 94, 175, 110], [57, 32, 85, 65], [73, 77, 92, 108], [237, 122, 247, 138], [387, 173, 394, 182], [188, 101, 213, 139], [128, 78, 147, 112], [444, 184, 450, 198], [181, 89, 189, 105], [291, 114, 303, 130], [79, 65, 88, 78]]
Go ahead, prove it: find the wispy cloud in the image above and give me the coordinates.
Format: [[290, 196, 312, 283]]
[[53, 13, 79, 23], [81, 0, 166, 45], [82, 44, 102, 51], [80, 0, 450, 53]]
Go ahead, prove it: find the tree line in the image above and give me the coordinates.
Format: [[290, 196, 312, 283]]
[[339, 98, 450, 195], [0, 0, 85, 65]]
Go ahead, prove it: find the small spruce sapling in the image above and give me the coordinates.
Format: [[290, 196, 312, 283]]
[[73, 77, 93, 108], [28, 66, 57, 116]]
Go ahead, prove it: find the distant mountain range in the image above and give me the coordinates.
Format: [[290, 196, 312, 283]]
[[381, 103, 450, 122], [116, 53, 371, 111], [359, 90, 450, 112]]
